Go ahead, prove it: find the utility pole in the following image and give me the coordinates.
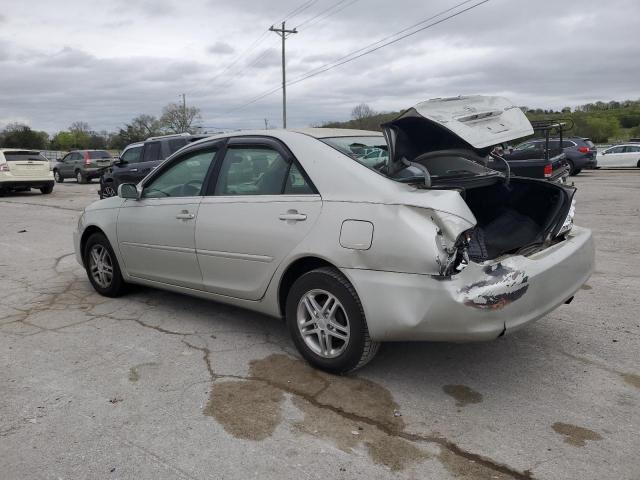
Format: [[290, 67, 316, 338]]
[[269, 21, 297, 128], [264, 118, 269, 130], [180, 93, 187, 132]]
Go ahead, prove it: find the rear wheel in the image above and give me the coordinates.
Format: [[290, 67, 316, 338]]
[[83, 232, 126, 297], [567, 160, 577, 176], [637, 159, 640, 168], [76, 170, 86, 184], [53, 170, 63, 183], [40, 183, 54, 194], [286, 267, 379, 373]]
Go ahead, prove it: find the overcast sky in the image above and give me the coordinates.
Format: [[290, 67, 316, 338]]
[[1, 0, 638, 133]]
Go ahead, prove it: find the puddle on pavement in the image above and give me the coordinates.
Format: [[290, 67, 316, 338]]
[[205, 353, 428, 470], [552, 422, 602, 447], [443, 385, 483, 407], [438, 448, 515, 480], [205, 380, 283, 441]]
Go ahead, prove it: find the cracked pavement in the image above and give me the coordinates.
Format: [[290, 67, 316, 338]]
[[1, 173, 639, 479]]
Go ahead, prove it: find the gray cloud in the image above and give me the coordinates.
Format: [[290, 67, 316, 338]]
[[207, 41, 235, 55], [1, 0, 639, 133]]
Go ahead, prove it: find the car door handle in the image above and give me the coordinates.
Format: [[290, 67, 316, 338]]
[[279, 211, 307, 222], [176, 210, 195, 220], [130, 168, 138, 172]]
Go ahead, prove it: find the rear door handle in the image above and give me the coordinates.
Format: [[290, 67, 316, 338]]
[[176, 210, 195, 220], [279, 211, 307, 222]]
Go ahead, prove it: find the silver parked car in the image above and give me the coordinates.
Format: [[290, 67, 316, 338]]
[[74, 96, 594, 373]]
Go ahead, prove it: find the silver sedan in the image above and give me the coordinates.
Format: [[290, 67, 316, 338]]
[[74, 96, 594, 373]]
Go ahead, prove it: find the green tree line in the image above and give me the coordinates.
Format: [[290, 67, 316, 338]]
[[0, 102, 201, 151], [323, 99, 640, 144]]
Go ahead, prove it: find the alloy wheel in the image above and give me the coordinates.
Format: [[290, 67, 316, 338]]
[[89, 244, 114, 288], [296, 289, 350, 358]]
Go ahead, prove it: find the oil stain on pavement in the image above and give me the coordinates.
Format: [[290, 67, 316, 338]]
[[552, 422, 602, 447], [443, 384, 483, 407]]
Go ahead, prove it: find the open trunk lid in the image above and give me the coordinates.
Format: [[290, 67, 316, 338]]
[[382, 95, 533, 166]]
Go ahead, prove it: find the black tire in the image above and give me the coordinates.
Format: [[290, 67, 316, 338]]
[[636, 159, 640, 168], [83, 232, 127, 297], [53, 170, 63, 183], [567, 160, 576, 176], [101, 181, 117, 198], [573, 168, 582, 175], [76, 170, 86, 184], [286, 267, 380, 373], [40, 183, 54, 194]]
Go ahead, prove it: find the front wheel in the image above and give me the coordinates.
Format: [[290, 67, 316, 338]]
[[83, 232, 127, 297], [286, 267, 380, 373], [101, 182, 117, 198], [53, 170, 63, 183]]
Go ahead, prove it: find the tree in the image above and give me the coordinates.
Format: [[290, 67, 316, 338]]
[[0, 123, 49, 149], [160, 102, 201, 134], [50, 131, 76, 150]]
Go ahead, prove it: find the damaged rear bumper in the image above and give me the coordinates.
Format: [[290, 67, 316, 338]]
[[341, 226, 594, 342]]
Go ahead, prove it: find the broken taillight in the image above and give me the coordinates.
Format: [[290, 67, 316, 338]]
[[543, 164, 553, 177], [578, 146, 589, 153]]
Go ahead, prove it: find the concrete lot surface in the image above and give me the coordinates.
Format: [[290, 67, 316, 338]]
[[1, 172, 638, 479]]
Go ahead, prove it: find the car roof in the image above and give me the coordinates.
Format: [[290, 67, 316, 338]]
[[290, 128, 382, 138], [0, 148, 43, 152]]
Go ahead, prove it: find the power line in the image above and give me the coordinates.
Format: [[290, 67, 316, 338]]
[[295, 0, 480, 81], [279, 0, 320, 24], [228, 0, 490, 113], [294, 0, 352, 29]]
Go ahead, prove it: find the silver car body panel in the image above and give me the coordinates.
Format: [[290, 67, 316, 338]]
[[75, 111, 594, 342]]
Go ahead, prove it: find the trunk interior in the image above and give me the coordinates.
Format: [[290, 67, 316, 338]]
[[461, 178, 566, 261]]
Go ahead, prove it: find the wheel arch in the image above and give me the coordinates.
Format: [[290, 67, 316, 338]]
[[79, 225, 107, 266], [277, 256, 339, 317]]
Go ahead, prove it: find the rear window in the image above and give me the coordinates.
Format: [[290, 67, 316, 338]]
[[321, 136, 389, 168], [88, 151, 112, 159], [168, 138, 188, 154], [583, 139, 595, 148], [4, 151, 48, 162]]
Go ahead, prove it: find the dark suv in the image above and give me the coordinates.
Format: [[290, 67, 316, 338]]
[[506, 137, 597, 175], [99, 133, 207, 197]]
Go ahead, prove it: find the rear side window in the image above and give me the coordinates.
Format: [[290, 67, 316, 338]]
[[284, 163, 315, 195], [625, 146, 640, 153], [4, 151, 47, 162], [561, 141, 576, 148], [142, 142, 162, 162], [89, 151, 112, 159], [168, 138, 188, 154], [215, 147, 290, 196]]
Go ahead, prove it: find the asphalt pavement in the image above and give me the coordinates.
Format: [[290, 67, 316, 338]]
[[1, 171, 638, 480]]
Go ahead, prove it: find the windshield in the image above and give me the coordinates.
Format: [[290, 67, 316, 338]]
[[321, 136, 498, 182], [4, 151, 48, 162]]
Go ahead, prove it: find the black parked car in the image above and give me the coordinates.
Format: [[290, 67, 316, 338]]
[[99, 133, 207, 198], [505, 136, 597, 175]]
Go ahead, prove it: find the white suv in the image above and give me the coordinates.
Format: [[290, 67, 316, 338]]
[[0, 149, 55, 194]]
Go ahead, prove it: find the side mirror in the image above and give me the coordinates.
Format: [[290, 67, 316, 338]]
[[118, 183, 139, 200]]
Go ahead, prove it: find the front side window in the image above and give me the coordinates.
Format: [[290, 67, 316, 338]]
[[215, 147, 290, 195], [142, 149, 216, 198], [121, 146, 142, 164]]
